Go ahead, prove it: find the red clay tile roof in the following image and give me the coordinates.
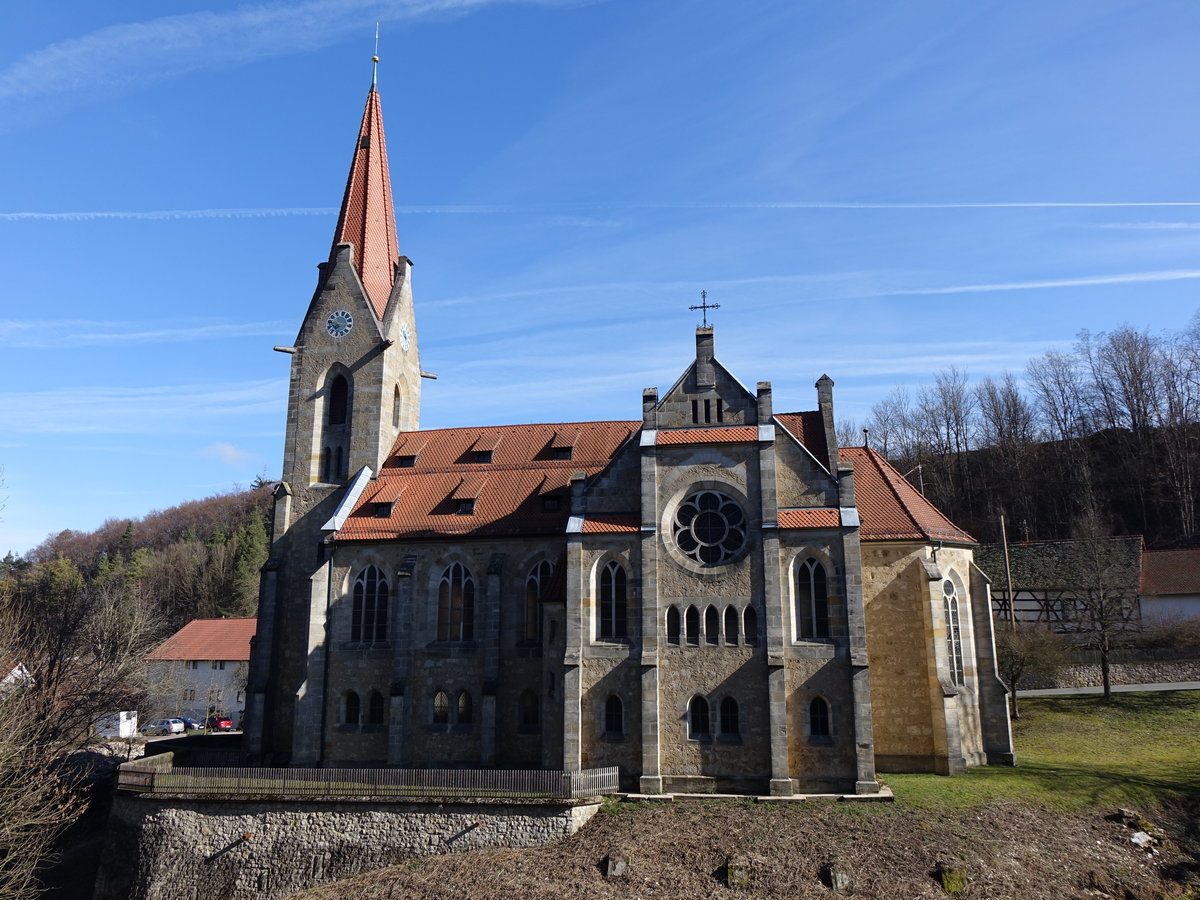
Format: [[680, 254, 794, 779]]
[[841, 446, 975, 544], [1141, 548, 1200, 595], [656, 426, 758, 445], [331, 86, 399, 320], [336, 421, 639, 540], [774, 412, 829, 469], [779, 508, 840, 529], [582, 514, 641, 534], [146, 618, 256, 662]]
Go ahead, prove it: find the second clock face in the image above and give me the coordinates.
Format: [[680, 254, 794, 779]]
[[326, 310, 353, 338], [399, 322, 411, 351]]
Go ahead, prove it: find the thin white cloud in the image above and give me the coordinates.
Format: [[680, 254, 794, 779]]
[[878, 269, 1200, 297], [1092, 221, 1200, 230], [201, 442, 254, 466], [0, 0, 583, 106], [0, 380, 285, 435], [0, 319, 291, 348], [0, 208, 335, 222]]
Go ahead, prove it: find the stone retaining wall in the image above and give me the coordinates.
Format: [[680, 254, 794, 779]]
[[1019, 659, 1200, 690], [94, 794, 601, 900]]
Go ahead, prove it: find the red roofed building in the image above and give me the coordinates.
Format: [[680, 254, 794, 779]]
[[243, 72, 1013, 792], [1141, 548, 1200, 620], [146, 618, 255, 726]]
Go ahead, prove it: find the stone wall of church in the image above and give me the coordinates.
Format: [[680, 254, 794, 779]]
[[773, 437, 838, 508], [577, 655, 642, 784], [860, 542, 990, 774], [784, 655, 858, 790]]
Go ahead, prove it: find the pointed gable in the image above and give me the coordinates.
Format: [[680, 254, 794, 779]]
[[331, 85, 399, 320]]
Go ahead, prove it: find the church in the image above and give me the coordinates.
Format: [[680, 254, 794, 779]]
[[242, 70, 1014, 795]]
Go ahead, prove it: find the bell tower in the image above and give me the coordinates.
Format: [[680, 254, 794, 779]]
[[279, 60, 425, 490]]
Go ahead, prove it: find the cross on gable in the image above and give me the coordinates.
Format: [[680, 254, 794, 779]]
[[689, 290, 720, 327]]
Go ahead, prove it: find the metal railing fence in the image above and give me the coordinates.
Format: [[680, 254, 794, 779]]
[[117, 762, 619, 800]]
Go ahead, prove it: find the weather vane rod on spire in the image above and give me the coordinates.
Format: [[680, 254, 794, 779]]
[[372, 22, 380, 87], [689, 290, 720, 327]]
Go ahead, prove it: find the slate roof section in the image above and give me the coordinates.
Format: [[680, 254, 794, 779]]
[[146, 618, 257, 662], [331, 85, 399, 320], [974, 536, 1143, 593], [840, 446, 975, 544], [1141, 548, 1200, 595], [336, 421, 639, 540]]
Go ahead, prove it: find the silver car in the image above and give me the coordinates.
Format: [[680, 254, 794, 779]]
[[141, 718, 186, 736]]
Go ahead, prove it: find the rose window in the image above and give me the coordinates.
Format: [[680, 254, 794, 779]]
[[672, 490, 747, 566]]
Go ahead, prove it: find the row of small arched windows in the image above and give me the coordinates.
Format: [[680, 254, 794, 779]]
[[665, 605, 758, 646], [427, 689, 541, 732], [341, 689, 386, 726], [347, 560, 557, 645]]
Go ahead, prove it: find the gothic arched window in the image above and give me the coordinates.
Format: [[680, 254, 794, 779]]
[[724, 606, 739, 644], [457, 690, 473, 724], [810, 696, 831, 738], [705, 606, 719, 645], [604, 694, 624, 738], [525, 560, 553, 642], [685, 606, 700, 646], [432, 690, 449, 725], [743, 606, 758, 645], [598, 560, 627, 640], [688, 695, 710, 739], [437, 563, 475, 642], [343, 690, 360, 725], [719, 696, 739, 735], [366, 690, 386, 725], [351, 565, 389, 643], [796, 557, 829, 639], [666, 606, 681, 645], [943, 578, 965, 685], [328, 374, 349, 426]]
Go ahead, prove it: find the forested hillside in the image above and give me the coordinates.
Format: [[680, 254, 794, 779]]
[[850, 312, 1200, 548]]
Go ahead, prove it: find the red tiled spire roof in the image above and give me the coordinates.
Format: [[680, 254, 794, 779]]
[[145, 618, 257, 661], [331, 84, 399, 320]]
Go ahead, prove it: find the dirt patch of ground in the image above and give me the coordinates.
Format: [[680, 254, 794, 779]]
[[289, 797, 1197, 900]]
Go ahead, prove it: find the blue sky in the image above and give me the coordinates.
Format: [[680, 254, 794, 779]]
[[1, 0, 1197, 556]]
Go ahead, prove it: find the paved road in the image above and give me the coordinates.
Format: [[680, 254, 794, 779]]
[[1017, 681, 1200, 697]]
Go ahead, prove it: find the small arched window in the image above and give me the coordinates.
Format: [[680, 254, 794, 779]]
[[457, 690, 473, 724], [437, 563, 475, 642], [666, 606, 681, 644], [343, 690, 360, 725], [432, 690, 449, 724], [351, 565, 389, 643], [685, 606, 700, 646], [518, 690, 540, 732], [743, 606, 758, 645], [810, 696, 830, 738], [719, 696, 739, 735], [525, 560, 553, 642], [724, 606, 739, 644], [797, 557, 830, 639], [599, 561, 627, 640], [705, 606, 719, 645], [366, 690, 386, 725], [328, 374, 349, 426], [943, 578, 965, 685], [604, 694, 624, 738], [688, 695, 710, 738]]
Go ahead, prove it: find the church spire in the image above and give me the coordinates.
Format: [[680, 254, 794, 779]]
[[330, 62, 400, 320]]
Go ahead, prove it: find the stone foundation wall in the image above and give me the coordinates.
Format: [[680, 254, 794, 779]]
[[94, 794, 600, 900], [1019, 659, 1200, 690]]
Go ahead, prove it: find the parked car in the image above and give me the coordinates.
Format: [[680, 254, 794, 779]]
[[205, 714, 234, 732], [178, 716, 201, 731], [141, 718, 185, 736]]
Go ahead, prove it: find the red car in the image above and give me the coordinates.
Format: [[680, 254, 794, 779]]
[[205, 714, 234, 731]]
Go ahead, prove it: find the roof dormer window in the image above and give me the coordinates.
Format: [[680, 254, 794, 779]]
[[472, 450, 493, 464], [397, 454, 417, 468], [456, 499, 476, 516]]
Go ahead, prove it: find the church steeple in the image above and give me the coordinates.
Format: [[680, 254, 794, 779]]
[[330, 72, 400, 319]]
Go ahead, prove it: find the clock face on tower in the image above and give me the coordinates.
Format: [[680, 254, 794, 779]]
[[399, 322, 411, 351], [325, 310, 353, 338]]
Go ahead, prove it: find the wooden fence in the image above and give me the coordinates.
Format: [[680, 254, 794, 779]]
[[117, 762, 619, 800]]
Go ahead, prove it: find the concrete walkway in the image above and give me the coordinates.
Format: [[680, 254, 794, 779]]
[[1017, 681, 1200, 697]]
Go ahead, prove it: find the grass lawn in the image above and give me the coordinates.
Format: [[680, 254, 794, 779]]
[[885, 690, 1200, 811]]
